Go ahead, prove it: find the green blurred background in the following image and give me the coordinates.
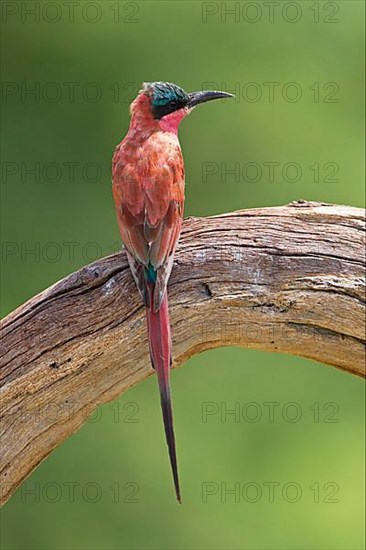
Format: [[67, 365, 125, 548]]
[[1, 1, 365, 549]]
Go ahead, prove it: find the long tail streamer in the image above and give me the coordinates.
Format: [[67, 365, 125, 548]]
[[145, 285, 181, 503]]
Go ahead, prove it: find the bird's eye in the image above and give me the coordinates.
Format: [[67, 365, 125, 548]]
[[169, 100, 178, 107]]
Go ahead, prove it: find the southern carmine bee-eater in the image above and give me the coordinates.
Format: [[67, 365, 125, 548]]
[[112, 81, 233, 502]]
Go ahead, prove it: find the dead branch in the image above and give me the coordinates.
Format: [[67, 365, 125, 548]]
[[1, 201, 365, 505]]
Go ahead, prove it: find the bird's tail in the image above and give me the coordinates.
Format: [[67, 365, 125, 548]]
[[145, 282, 181, 503]]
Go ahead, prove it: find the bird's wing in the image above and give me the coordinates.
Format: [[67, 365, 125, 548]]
[[113, 136, 185, 309]]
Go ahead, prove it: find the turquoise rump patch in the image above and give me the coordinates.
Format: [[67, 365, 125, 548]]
[[145, 263, 157, 283]]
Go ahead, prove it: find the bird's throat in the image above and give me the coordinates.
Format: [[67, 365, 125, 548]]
[[158, 108, 189, 135]]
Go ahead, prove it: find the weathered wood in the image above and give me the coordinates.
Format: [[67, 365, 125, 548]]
[[0, 201, 365, 505]]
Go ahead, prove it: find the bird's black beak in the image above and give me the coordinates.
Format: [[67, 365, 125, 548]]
[[186, 90, 234, 108]]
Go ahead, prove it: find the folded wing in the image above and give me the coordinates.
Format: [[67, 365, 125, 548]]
[[112, 135, 185, 310]]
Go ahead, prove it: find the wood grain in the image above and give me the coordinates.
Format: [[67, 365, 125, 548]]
[[1, 201, 365, 505]]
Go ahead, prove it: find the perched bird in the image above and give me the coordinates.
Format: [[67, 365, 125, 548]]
[[112, 81, 233, 502]]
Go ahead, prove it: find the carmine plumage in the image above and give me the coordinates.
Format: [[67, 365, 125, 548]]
[[112, 81, 233, 502]]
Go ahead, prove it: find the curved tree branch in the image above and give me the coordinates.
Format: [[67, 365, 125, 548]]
[[1, 201, 365, 505]]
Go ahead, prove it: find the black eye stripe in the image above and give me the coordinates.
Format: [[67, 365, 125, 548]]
[[153, 102, 185, 119]]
